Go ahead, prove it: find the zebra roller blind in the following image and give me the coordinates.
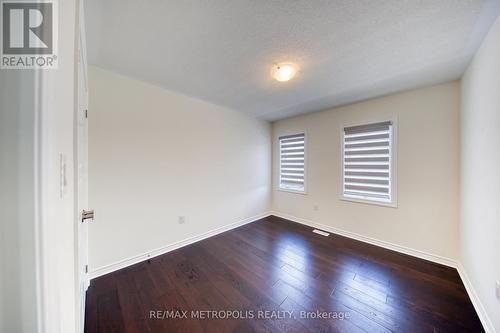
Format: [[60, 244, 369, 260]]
[[342, 121, 393, 203], [279, 133, 305, 192]]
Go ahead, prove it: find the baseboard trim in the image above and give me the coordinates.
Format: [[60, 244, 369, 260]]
[[270, 211, 457, 267], [456, 263, 496, 333], [89, 211, 271, 280]]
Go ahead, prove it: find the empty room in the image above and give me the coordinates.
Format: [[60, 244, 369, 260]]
[[1, 1, 500, 333]]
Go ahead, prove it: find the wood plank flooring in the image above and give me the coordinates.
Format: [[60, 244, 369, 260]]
[[85, 216, 483, 333]]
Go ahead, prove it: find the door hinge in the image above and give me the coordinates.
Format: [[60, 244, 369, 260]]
[[85, 265, 88, 274], [85, 109, 88, 118]]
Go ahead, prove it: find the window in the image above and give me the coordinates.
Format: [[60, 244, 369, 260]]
[[342, 121, 395, 205], [279, 133, 305, 192]]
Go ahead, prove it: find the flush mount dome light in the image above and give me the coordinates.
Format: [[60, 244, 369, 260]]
[[271, 63, 298, 82]]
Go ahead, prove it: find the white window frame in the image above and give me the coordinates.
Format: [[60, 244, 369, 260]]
[[340, 119, 397, 207], [278, 132, 307, 194]]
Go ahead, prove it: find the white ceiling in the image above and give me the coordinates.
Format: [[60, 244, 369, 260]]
[[85, 0, 500, 121]]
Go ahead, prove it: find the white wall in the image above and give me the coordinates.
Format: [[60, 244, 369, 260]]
[[0, 1, 79, 332], [460, 14, 500, 333], [272, 82, 460, 260], [0, 70, 38, 333], [88, 67, 271, 271]]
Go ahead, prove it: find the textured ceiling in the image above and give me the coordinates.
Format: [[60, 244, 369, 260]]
[[85, 0, 500, 121]]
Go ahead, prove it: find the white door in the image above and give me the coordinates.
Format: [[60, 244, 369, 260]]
[[77, 4, 91, 332]]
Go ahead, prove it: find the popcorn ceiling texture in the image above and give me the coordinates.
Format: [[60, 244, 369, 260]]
[[85, 0, 500, 120]]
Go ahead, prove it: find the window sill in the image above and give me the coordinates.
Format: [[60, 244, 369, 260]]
[[340, 195, 397, 208], [278, 187, 307, 195]]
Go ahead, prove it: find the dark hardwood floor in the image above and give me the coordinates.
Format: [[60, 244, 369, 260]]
[[85, 216, 483, 333]]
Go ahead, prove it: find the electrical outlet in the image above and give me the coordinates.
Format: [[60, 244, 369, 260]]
[[496, 281, 500, 300], [178, 216, 185, 224]]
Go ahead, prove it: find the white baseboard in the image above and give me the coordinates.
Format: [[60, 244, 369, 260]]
[[270, 211, 457, 267], [456, 263, 496, 333], [89, 211, 271, 279]]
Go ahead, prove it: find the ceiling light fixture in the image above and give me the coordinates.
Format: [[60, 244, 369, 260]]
[[271, 63, 298, 82]]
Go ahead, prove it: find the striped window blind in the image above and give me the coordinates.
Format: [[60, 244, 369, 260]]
[[342, 121, 393, 203], [279, 133, 305, 192]]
